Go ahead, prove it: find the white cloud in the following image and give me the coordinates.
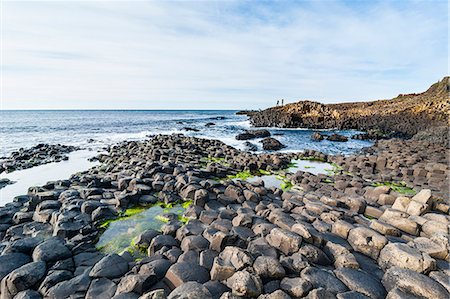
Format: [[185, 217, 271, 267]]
[[2, 0, 447, 109]]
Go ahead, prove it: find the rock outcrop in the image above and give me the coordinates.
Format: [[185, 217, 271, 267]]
[[247, 77, 449, 145]]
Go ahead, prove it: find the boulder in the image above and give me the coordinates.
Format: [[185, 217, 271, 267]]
[[180, 235, 210, 252], [382, 267, 449, 298], [168, 282, 213, 299], [38, 269, 73, 295], [165, 262, 210, 288], [408, 237, 448, 260], [46, 268, 92, 298], [311, 132, 325, 141], [116, 274, 158, 295], [261, 138, 285, 151], [12, 290, 42, 299], [300, 266, 348, 294], [32, 238, 71, 263], [266, 228, 302, 255], [326, 134, 348, 142], [411, 189, 432, 205], [334, 268, 387, 299], [299, 244, 332, 266], [253, 256, 285, 279], [0, 261, 46, 298], [86, 278, 117, 299], [258, 290, 291, 299], [0, 253, 31, 281], [280, 277, 313, 297], [210, 247, 253, 281], [89, 254, 129, 278], [139, 259, 173, 280], [378, 243, 435, 273], [133, 229, 160, 248], [347, 227, 387, 259], [226, 270, 263, 297]]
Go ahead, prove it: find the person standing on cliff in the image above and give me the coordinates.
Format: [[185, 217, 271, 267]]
[[281, 99, 284, 106], [276, 100, 279, 106]]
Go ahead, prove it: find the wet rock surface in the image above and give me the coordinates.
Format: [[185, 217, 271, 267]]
[[0, 134, 448, 298]]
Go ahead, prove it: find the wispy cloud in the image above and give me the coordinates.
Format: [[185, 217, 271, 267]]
[[2, 0, 447, 109]]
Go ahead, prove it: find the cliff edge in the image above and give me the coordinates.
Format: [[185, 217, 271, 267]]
[[248, 77, 449, 144]]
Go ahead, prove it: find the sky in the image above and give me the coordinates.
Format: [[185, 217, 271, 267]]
[[2, 0, 448, 110]]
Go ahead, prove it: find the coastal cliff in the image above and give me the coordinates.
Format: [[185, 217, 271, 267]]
[[248, 77, 449, 142]]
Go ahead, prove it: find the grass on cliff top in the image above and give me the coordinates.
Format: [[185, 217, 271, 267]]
[[372, 181, 416, 196]]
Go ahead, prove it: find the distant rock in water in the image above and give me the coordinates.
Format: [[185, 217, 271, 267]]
[[311, 132, 325, 141], [236, 130, 271, 140], [244, 141, 258, 152], [236, 110, 257, 116], [261, 138, 285, 150], [183, 127, 200, 132], [248, 77, 449, 146], [326, 133, 348, 142]]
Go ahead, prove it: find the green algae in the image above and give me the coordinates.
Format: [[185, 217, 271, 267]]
[[372, 181, 416, 196], [227, 170, 254, 180], [325, 163, 343, 175], [96, 201, 190, 258], [257, 169, 272, 176], [202, 156, 230, 167]]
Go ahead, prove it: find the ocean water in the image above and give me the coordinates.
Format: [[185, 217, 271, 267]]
[[0, 110, 372, 157]]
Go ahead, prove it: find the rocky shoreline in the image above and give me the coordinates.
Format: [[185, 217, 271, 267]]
[[0, 134, 449, 299], [245, 77, 449, 146], [0, 144, 80, 174]]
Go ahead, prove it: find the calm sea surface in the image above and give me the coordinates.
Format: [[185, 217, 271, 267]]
[[0, 110, 372, 157]]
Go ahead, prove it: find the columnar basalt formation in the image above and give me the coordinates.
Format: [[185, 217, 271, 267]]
[[0, 135, 448, 299], [247, 77, 449, 145]]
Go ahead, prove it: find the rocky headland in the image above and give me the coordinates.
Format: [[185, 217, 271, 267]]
[[246, 77, 449, 146], [0, 134, 448, 299]]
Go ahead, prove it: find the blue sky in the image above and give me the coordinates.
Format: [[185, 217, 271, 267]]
[[2, 0, 448, 110]]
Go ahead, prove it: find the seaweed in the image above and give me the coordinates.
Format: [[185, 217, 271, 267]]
[[227, 170, 254, 180], [372, 181, 416, 196]]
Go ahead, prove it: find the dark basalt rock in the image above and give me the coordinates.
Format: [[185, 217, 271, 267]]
[[236, 130, 271, 140], [0, 253, 32, 281], [183, 127, 200, 132], [89, 254, 129, 279], [1, 261, 47, 298], [326, 133, 348, 142], [311, 132, 325, 141], [261, 138, 285, 151], [247, 77, 449, 144], [0, 133, 448, 299]]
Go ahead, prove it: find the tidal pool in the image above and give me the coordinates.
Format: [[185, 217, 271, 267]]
[[96, 203, 188, 258], [0, 150, 99, 206], [239, 159, 334, 190]]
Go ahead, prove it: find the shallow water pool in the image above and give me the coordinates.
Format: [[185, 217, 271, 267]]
[[96, 203, 187, 257], [0, 150, 99, 206], [244, 159, 334, 189]]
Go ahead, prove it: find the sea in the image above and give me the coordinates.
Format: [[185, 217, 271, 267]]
[[0, 110, 372, 157], [0, 110, 372, 204]]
